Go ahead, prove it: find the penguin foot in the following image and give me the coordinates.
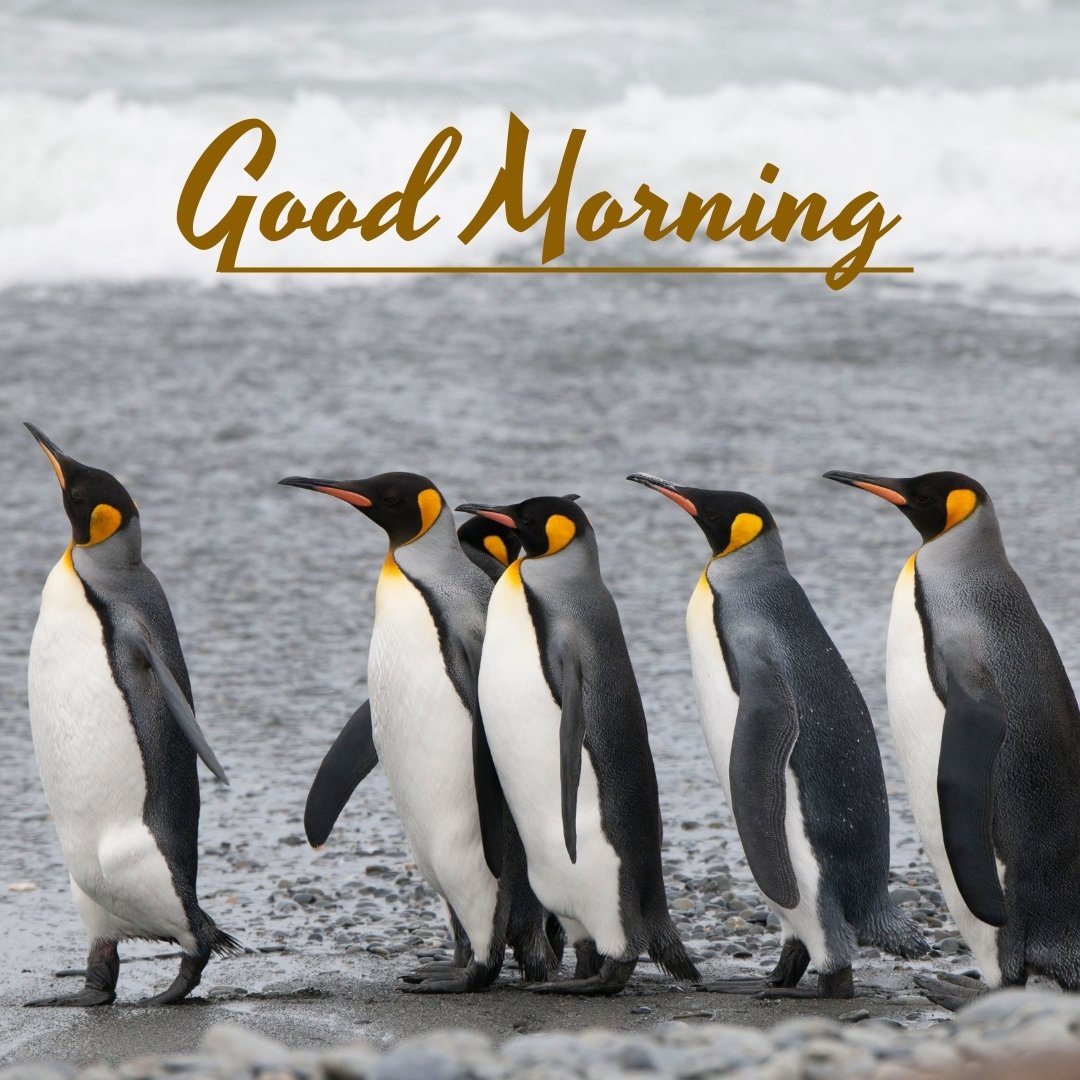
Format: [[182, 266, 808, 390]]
[[27, 940, 119, 1007], [573, 940, 603, 980], [137, 946, 209, 1005], [400, 960, 499, 994], [524, 957, 636, 996], [24, 987, 115, 1008], [760, 966, 854, 1000], [696, 977, 772, 995], [400, 961, 460, 983], [914, 972, 987, 1011]]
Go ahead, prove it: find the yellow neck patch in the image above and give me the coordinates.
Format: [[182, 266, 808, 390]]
[[411, 488, 442, 542], [944, 488, 977, 532], [715, 512, 764, 558], [505, 557, 524, 588], [543, 514, 576, 556], [483, 535, 510, 567], [80, 503, 122, 546]]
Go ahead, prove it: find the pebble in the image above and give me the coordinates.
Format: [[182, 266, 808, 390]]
[[888, 887, 921, 904], [838, 1009, 870, 1023], [319, 1044, 380, 1080], [200, 1025, 291, 1069]]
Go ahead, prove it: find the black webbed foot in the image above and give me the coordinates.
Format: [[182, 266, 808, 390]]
[[524, 956, 636, 996], [761, 965, 854, 1000], [914, 971, 986, 1011], [26, 940, 119, 1008], [136, 945, 210, 1006], [400, 961, 498, 994]]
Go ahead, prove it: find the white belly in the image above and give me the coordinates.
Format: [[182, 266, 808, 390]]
[[27, 552, 191, 948], [687, 574, 829, 963], [479, 570, 626, 957], [367, 563, 497, 956], [687, 573, 738, 803], [887, 556, 1002, 985]]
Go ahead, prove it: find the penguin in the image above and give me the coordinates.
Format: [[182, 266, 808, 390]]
[[302, 511, 523, 848], [457, 513, 523, 581], [279, 471, 556, 990], [456, 496, 578, 583], [24, 424, 239, 1007], [627, 474, 927, 998], [824, 469, 1080, 1009], [456, 493, 700, 995]]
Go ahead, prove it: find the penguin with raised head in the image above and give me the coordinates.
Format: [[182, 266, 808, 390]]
[[280, 472, 555, 991], [825, 469, 1080, 1009], [627, 473, 926, 998], [302, 511, 523, 848], [457, 493, 700, 995], [24, 424, 239, 1007]]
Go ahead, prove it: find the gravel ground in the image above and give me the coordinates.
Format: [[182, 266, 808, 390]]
[[1, 275, 1078, 1073]]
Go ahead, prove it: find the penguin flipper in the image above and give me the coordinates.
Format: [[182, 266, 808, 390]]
[[453, 638, 504, 879], [304, 701, 379, 847], [126, 626, 229, 785], [938, 680, 1007, 927], [472, 709, 505, 879], [558, 648, 585, 864], [729, 659, 800, 910]]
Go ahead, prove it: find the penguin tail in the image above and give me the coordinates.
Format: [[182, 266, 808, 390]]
[[860, 903, 930, 960], [647, 921, 702, 983], [509, 925, 560, 983], [202, 913, 247, 957]]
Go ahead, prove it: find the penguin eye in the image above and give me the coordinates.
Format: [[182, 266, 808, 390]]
[[70, 489, 86, 506], [382, 492, 400, 508], [914, 492, 934, 507]]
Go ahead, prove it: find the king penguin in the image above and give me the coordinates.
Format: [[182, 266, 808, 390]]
[[627, 474, 927, 998], [279, 471, 556, 991], [301, 511, 524, 848], [457, 513, 523, 581], [457, 493, 700, 995], [24, 424, 239, 1007], [825, 469, 1080, 1009]]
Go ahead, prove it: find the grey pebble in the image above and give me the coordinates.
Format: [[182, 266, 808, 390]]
[[200, 1024, 291, 1068], [368, 1049, 464, 1080], [888, 887, 921, 905], [838, 1009, 870, 1023], [319, 1044, 381, 1080]]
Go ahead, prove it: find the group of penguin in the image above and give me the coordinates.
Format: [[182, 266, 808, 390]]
[[22, 422, 1080, 1015]]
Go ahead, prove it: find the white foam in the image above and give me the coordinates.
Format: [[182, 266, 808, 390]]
[[2, 81, 1079, 298]]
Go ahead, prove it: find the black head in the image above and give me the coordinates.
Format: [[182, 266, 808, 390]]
[[456, 513, 521, 569], [455, 495, 589, 559], [278, 470, 446, 548], [26, 423, 139, 547], [627, 473, 776, 558], [823, 469, 990, 542]]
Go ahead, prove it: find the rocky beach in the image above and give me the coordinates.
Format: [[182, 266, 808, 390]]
[[2, 275, 1079, 1075]]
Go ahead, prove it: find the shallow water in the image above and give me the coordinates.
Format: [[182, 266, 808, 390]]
[[1, 274, 1078, 1060]]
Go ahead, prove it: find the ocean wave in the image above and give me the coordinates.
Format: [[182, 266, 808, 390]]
[[3, 81, 1079, 297]]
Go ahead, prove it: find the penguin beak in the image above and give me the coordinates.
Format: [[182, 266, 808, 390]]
[[822, 471, 908, 507], [25, 422, 75, 490], [278, 476, 373, 508], [455, 503, 518, 530], [627, 473, 699, 517]]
